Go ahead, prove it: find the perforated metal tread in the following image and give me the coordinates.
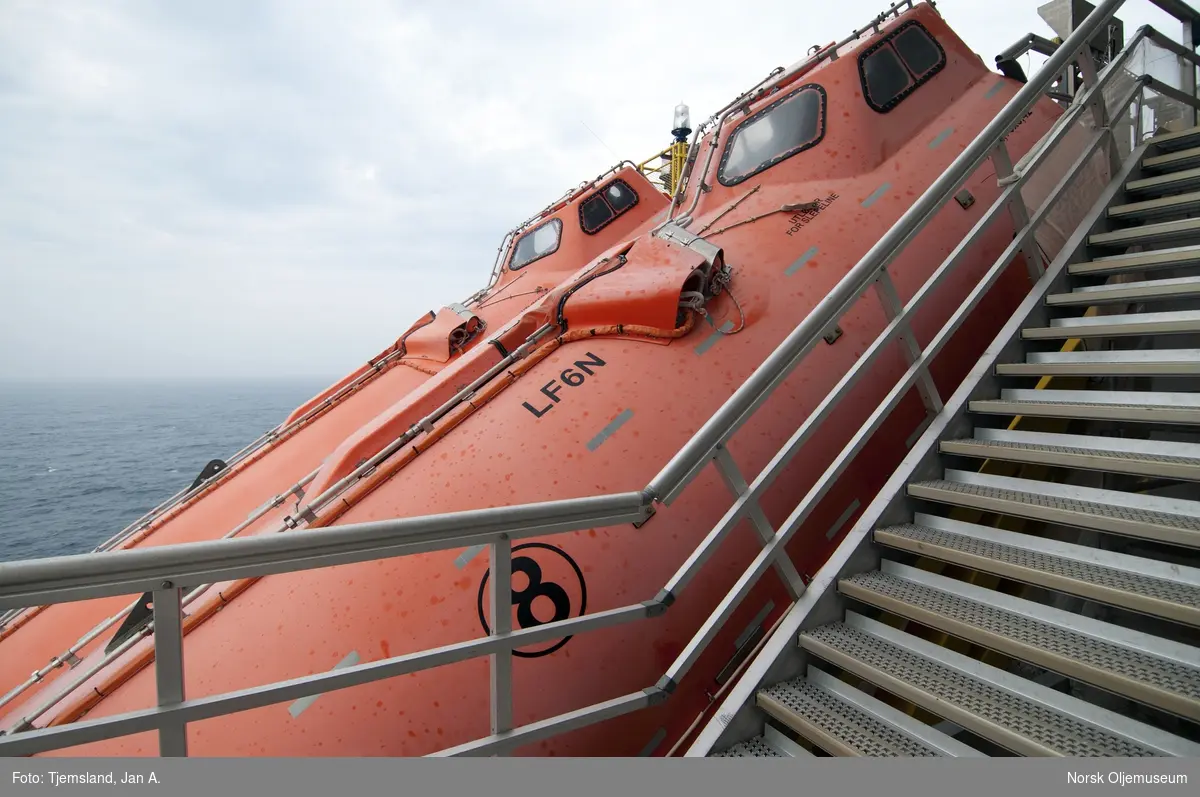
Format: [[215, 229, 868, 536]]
[[1046, 276, 1200, 306], [969, 397, 1200, 425], [1108, 190, 1200, 222], [759, 677, 959, 757], [799, 620, 1186, 756], [1023, 311, 1200, 339], [996, 352, 1200, 376], [939, 437, 1200, 481], [838, 568, 1200, 721], [712, 736, 786, 757], [874, 522, 1200, 627], [1126, 165, 1200, 195], [1148, 125, 1200, 151], [1068, 245, 1200, 276], [908, 479, 1200, 548], [1143, 145, 1200, 171], [1088, 217, 1200, 247]]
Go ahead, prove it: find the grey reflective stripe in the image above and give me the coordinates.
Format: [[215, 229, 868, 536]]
[[785, 246, 819, 277], [447, 303, 475, 320], [695, 321, 735, 355], [454, 545, 486, 569], [826, 499, 861, 540], [929, 128, 955, 149], [288, 651, 360, 718], [638, 727, 668, 756], [861, 183, 891, 208], [985, 79, 1006, 99], [587, 409, 634, 452]]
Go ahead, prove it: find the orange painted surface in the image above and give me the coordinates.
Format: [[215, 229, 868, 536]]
[[4, 4, 1071, 757]]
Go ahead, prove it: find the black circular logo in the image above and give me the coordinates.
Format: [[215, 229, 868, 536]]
[[476, 542, 587, 658]]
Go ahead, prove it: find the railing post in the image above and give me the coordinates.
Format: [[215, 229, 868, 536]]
[[990, 141, 1046, 281], [871, 270, 943, 414], [1076, 46, 1124, 174], [152, 584, 187, 757], [712, 446, 805, 599], [489, 535, 513, 739], [1183, 18, 1198, 128]]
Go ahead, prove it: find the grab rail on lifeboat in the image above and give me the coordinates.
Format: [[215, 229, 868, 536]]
[[2, 0, 1200, 760]]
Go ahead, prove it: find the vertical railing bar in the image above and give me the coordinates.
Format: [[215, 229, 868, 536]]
[[990, 141, 1046, 281], [872, 270, 943, 413], [712, 446, 805, 599], [1076, 45, 1123, 174], [152, 585, 187, 757], [489, 535, 513, 739], [1182, 17, 1198, 128]]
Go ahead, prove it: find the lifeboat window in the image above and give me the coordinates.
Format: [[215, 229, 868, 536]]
[[858, 21, 946, 113], [578, 178, 640, 235], [509, 217, 563, 270], [718, 84, 827, 187]]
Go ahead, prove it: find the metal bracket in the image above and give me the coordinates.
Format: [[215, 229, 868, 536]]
[[655, 222, 724, 278]]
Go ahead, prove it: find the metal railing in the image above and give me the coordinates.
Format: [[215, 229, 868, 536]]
[[1, 0, 1198, 761]]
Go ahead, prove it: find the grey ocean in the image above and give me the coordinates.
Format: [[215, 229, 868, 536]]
[[0, 379, 328, 562]]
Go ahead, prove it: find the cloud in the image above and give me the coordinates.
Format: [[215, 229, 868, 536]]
[[0, 0, 1187, 381]]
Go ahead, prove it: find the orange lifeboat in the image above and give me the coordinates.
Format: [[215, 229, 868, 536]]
[[1, 2, 1072, 756]]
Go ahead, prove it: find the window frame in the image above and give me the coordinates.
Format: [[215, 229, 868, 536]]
[[857, 20, 947, 114], [508, 217, 564, 271], [717, 83, 828, 188], [578, 178, 641, 236]]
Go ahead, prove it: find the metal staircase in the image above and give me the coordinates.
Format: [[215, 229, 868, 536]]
[[699, 125, 1200, 759]]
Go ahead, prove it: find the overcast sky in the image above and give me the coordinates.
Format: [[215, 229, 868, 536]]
[[0, 0, 1187, 383]]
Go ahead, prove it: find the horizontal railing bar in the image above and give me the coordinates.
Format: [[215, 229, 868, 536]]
[[0, 493, 651, 608], [1149, 0, 1200, 28], [428, 688, 664, 757], [1144, 74, 1200, 109], [1145, 25, 1200, 68], [0, 602, 655, 756]]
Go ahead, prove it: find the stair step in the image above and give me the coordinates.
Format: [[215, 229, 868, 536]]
[[1089, 217, 1200, 248], [907, 469, 1200, 549], [1126, 166, 1200, 197], [1023, 309, 1200, 339], [1109, 190, 1200, 222], [1143, 146, 1200, 172], [1148, 125, 1200, 152], [798, 613, 1200, 756], [840, 563, 1200, 722], [876, 514, 1200, 627], [970, 388, 1200, 425], [997, 349, 1200, 377], [757, 667, 983, 757], [1069, 245, 1200, 276], [711, 724, 812, 757], [1046, 276, 1200, 306], [939, 428, 1200, 480]]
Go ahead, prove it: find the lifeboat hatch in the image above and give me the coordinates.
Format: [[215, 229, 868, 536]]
[[402, 306, 486, 363]]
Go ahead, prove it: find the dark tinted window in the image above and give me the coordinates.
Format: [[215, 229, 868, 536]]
[[580, 195, 614, 232], [509, 218, 562, 270], [578, 178, 640, 234], [604, 181, 637, 213], [862, 48, 912, 108], [858, 21, 946, 113], [718, 84, 826, 187], [894, 26, 942, 76]]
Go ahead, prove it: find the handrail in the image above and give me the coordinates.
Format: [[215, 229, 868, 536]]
[[1, 0, 1198, 760]]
